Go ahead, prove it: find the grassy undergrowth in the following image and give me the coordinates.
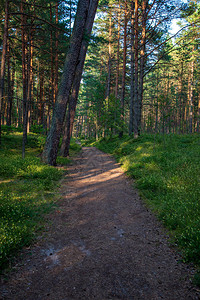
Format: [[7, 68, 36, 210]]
[[88, 134, 200, 267], [0, 129, 81, 270]]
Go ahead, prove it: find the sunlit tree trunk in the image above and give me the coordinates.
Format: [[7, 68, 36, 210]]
[[189, 59, 194, 133], [133, 0, 139, 138], [136, 0, 147, 137], [119, 0, 127, 138], [129, 0, 134, 135], [105, 9, 112, 99], [115, 0, 121, 99], [178, 61, 183, 133]]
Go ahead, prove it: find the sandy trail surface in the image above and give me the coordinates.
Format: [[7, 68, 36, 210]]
[[0, 147, 199, 299]]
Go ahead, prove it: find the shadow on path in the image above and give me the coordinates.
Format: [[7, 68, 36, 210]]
[[0, 147, 199, 300]]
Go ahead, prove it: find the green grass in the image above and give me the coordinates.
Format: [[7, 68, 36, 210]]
[[0, 130, 81, 270], [89, 134, 200, 267]]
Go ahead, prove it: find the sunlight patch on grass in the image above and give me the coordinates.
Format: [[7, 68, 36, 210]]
[[0, 132, 81, 269], [91, 133, 200, 268]]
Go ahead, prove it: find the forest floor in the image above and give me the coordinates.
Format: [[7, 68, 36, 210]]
[[0, 147, 200, 299]]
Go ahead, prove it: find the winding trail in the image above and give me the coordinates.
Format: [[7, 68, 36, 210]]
[[1, 147, 199, 299]]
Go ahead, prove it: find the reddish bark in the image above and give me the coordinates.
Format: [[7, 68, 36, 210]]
[[119, 0, 127, 138]]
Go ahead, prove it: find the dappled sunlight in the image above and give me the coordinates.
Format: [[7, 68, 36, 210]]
[[1, 145, 198, 299], [145, 162, 160, 172], [79, 169, 122, 184], [0, 179, 14, 184]]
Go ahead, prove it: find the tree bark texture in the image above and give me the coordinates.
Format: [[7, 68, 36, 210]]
[[60, 0, 99, 157], [134, 0, 147, 138], [50, 4, 55, 107], [119, 0, 127, 138], [105, 9, 112, 99], [137, 0, 147, 136], [42, 0, 91, 165], [129, 0, 135, 135], [0, 0, 9, 144], [55, 3, 59, 101], [115, 1, 121, 99], [197, 93, 200, 133], [27, 24, 34, 134], [133, 0, 139, 138], [189, 59, 194, 133], [6, 40, 12, 126], [21, 0, 28, 158]]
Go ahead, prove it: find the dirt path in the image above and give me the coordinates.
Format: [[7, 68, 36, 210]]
[[0, 147, 199, 299]]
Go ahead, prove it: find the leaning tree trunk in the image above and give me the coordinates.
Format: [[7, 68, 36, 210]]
[[42, 0, 91, 165], [60, 0, 99, 157], [60, 104, 71, 157], [0, 0, 9, 145]]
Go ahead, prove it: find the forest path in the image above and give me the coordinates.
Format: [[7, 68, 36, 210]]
[[0, 147, 199, 300]]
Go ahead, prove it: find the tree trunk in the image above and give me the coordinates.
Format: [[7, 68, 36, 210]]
[[189, 59, 194, 133], [155, 72, 159, 133], [27, 24, 34, 134], [39, 69, 44, 125], [136, 0, 147, 137], [115, 0, 120, 99], [129, 0, 134, 135], [0, 0, 9, 144], [50, 4, 54, 107], [133, 0, 139, 138], [42, 0, 91, 165], [105, 9, 112, 99], [21, 0, 28, 159], [60, 0, 99, 157], [55, 3, 59, 102], [6, 40, 12, 126], [197, 93, 200, 133], [11, 63, 15, 126], [60, 104, 71, 157], [119, 0, 127, 138]]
